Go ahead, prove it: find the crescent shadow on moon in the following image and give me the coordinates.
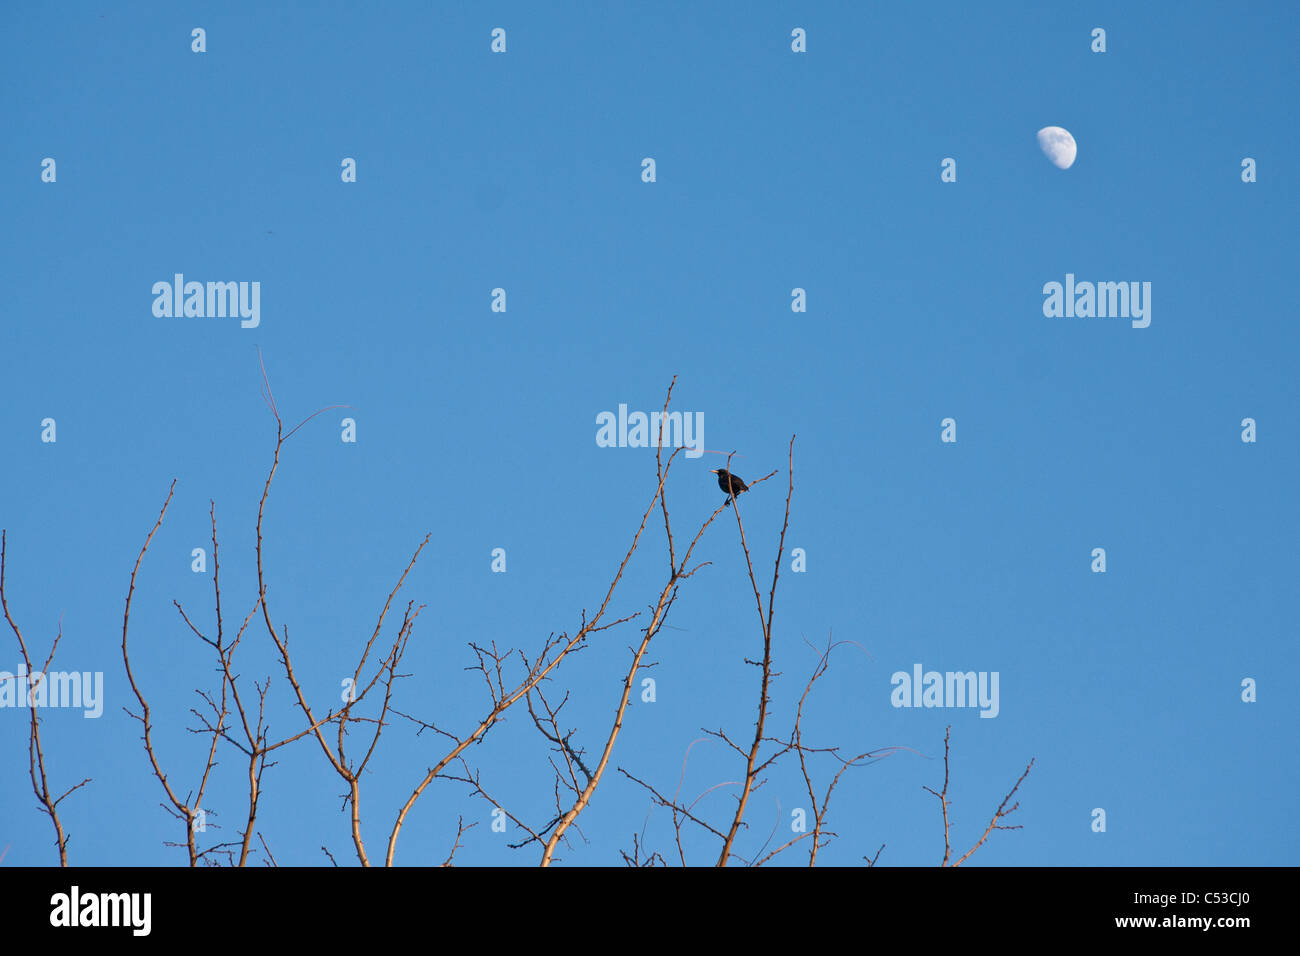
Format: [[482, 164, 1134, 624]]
[[1037, 126, 1077, 169]]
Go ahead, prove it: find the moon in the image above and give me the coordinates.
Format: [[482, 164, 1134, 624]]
[[1036, 126, 1077, 169]]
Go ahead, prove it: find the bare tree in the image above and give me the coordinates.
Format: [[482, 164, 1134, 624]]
[[5, 368, 1035, 867], [1, 533, 91, 865]]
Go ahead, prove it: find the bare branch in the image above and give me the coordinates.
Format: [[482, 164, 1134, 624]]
[[717, 436, 795, 866], [539, 381, 734, 865], [925, 725, 1035, 867], [119, 480, 213, 866], [1, 533, 91, 865]]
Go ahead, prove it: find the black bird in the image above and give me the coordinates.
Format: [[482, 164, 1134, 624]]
[[710, 468, 749, 507]]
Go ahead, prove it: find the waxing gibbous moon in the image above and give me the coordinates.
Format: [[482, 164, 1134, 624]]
[[1037, 126, 1077, 169]]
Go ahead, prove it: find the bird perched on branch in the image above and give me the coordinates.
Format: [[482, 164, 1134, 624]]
[[710, 468, 749, 507]]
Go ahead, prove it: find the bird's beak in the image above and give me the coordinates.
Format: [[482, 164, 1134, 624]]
[[709, 469, 720, 474]]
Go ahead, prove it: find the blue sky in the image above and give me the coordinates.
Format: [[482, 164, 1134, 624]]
[[2, 1, 1296, 866]]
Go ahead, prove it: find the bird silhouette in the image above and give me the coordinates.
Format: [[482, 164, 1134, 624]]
[[710, 468, 749, 507]]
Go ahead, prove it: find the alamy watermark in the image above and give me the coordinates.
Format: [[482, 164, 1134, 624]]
[[50, 886, 151, 936], [1042, 273, 1151, 328], [152, 274, 260, 328], [595, 404, 704, 459], [0, 666, 103, 718], [891, 664, 999, 718]]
